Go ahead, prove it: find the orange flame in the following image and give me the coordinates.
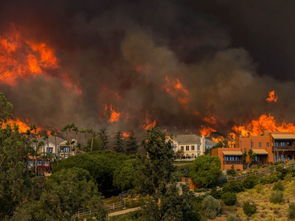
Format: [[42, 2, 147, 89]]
[[122, 132, 131, 138], [200, 126, 216, 137], [104, 105, 121, 123], [232, 114, 295, 136], [266, 90, 278, 103], [163, 76, 189, 105], [143, 119, 157, 130], [2, 118, 42, 134], [0, 27, 59, 85]]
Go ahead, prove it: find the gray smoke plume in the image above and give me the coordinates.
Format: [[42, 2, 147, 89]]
[[0, 0, 294, 134]]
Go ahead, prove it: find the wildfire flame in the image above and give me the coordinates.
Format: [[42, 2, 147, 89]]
[[104, 105, 121, 123], [163, 76, 189, 105], [232, 113, 295, 136], [200, 126, 217, 137], [266, 90, 278, 103], [0, 27, 58, 85], [143, 119, 157, 130], [122, 132, 131, 138], [2, 118, 42, 134]]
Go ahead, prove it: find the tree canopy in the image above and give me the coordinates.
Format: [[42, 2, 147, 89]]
[[189, 155, 221, 188]]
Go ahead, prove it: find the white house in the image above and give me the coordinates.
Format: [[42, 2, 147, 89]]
[[171, 134, 216, 159], [34, 136, 77, 159]]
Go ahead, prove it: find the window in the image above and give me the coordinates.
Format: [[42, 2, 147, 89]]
[[181, 146, 184, 151], [61, 147, 70, 152], [46, 147, 53, 153], [186, 146, 189, 151], [266, 142, 269, 147], [197, 145, 200, 151], [191, 145, 195, 150], [259, 142, 262, 147], [251, 142, 254, 148]]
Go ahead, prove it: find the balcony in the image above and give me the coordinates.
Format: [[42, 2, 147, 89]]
[[274, 145, 295, 151], [224, 160, 242, 165]]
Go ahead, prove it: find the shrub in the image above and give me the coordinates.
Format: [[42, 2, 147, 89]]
[[273, 181, 284, 191], [288, 202, 295, 219], [210, 187, 222, 199], [227, 214, 241, 221], [260, 174, 279, 184], [242, 201, 257, 217], [223, 180, 244, 193], [227, 165, 236, 176], [243, 175, 258, 189], [269, 190, 284, 204], [221, 192, 237, 206], [202, 195, 221, 219], [255, 183, 263, 193]]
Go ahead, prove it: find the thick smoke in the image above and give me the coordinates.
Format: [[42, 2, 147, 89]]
[[0, 0, 294, 134]]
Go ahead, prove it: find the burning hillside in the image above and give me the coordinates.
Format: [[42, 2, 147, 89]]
[[0, 1, 294, 136]]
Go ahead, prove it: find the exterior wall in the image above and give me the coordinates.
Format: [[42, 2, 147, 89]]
[[211, 148, 244, 171], [175, 142, 201, 158], [237, 132, 274, 163]]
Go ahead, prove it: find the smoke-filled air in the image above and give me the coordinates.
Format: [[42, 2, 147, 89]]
[[1, 0, 295, 137]]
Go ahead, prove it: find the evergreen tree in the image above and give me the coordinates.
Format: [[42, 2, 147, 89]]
[[125, 131, 138, 154], [114, 131, 125, 153], [99, 128, 109, 150]]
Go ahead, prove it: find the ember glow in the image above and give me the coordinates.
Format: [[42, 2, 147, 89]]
[[266, 90, 278, 103]]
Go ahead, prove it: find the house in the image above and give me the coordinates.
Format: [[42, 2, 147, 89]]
[[171, 134, 216, 159], [33, 136, 77, 159], [212, 131, 295, 171]]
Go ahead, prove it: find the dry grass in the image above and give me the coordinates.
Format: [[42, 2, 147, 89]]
[[233, 177, 295, 221]]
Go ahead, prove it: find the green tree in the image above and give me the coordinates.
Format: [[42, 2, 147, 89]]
[[99, 128, 109, 150], [54, 151, 129, 196], [13, 168, 107, 221], [142, 185, 200, 221], [0, 126, 33, 218], [113, 131, 125, 153], [0, 92, 13, 123], [113, 158, 141, 191], [139, 127, 175, 195], [139, 128, 200, 221], [125, 131, 138, 154], [189, 155, 221, 188]]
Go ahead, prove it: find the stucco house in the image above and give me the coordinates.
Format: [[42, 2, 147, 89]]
[[171, 134, 216, 159]]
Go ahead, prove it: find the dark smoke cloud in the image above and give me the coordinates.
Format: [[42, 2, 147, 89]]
[[0, 0, 294, 134]]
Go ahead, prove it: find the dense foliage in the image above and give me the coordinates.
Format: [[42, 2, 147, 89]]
[[54, 151, 130, 196], [189, 155, 221, 188], [13, 168, 107, 220]]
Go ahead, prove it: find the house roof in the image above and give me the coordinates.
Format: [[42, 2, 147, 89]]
[[37, 136, 66, 145], [271, 133, 295, 140], [174, 134, 201, 144], [222, 150, 243, 156], [252, 149, 268, 155]]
